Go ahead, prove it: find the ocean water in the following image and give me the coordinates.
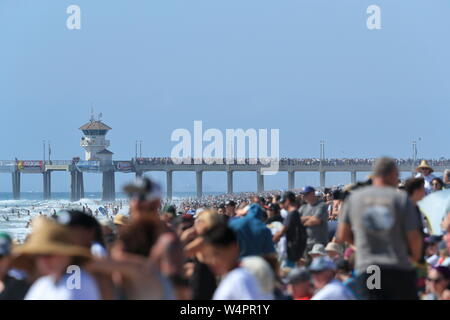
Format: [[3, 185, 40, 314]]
[[0, 191, 225, 242]]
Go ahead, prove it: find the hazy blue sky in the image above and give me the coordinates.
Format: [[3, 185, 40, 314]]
[[0, 0, 449, 192]]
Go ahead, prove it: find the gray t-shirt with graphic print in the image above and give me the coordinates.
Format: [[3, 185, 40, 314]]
[[340, 186, 419, 273]]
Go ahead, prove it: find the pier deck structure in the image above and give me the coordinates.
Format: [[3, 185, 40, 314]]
[[0, 159, 447, 201]]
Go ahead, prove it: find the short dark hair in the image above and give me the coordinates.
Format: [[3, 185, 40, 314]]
[[281, 191, 297, 207], [202, 225, 237, 248], [373, 157, 397, 177], [432, 177, 444, 187], [404, 177, 425, 196], [58, 210, 105, 246]]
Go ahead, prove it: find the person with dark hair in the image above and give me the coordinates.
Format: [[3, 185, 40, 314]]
[[273, 191, 307, 268], [337, 157, 423, 300], [224, 200, 236, 219], [55, 210, 108, 258], [0, 232, 31, 300], [431, 177, 445, 192], [201, 225, 270, 300], [404, 176, 429, 293], [425, 266, 450, 300], [265, 203, 283, 224]]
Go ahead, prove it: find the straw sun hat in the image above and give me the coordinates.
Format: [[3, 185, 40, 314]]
[[416, 160, 433, 173], [11, 217, 92, 272]]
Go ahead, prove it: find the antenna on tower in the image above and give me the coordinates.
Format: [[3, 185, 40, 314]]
[[90, 104, 95, 122], [98, 112, 103, 122]]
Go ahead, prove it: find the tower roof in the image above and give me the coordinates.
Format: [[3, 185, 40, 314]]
[[97, 149, 114, 155], [79, 121, 112, 131]]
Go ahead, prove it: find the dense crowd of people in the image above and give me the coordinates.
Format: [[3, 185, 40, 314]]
[[133, 157, 450, 167], [0, 158, 450, 300]]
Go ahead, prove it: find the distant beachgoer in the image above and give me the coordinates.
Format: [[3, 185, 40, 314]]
[[0, 232, 30, 300], [431, 177, 445, 192], [309, 257, 355, 300], [286, 268, 313, 300], [415, 160, 437, 194], [299, 186, 329, 255], [273, 191, 307, 268], [424, 266, 450, 300]]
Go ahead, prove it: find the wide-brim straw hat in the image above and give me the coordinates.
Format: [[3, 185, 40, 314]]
[[11, 217, 92, 273], [416, 160, 433, 173]]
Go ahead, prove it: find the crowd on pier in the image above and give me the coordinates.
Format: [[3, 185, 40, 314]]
[[133, 157, 450, 167], [1, 158, 450, 300]]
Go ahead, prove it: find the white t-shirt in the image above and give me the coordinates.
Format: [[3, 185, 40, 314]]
[[311, 279, 355, 300], [25, 269, 100, 300], [213, 267, 271, 300], [280, 209, 288, 220]]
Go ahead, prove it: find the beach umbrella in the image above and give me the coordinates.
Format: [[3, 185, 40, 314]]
[[418, 189, 450, 235]]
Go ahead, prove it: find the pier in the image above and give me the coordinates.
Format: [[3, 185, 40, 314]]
[[2, 115, 447, 201], [1, 158, 449, 201]]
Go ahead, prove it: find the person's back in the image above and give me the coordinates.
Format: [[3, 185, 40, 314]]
[[229, 204, 275, 258], [284, 209, 307, 262], [337, 157, 421, 300], [341, 185, 417, 272]]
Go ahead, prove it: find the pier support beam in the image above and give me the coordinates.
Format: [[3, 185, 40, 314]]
[[288, 171, 295, 190], [12, 172, 21, 200], [257, 170, 264, 193], [166, 170, 173, 200], [70, 171, 84, 202], [43, 171, 52, 200], [196, 171, 203, 198], [351, 171, 357, 184], [320, 171, 326, 189], [227, 170, 233, 194], [102, 171, 116, 202]]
